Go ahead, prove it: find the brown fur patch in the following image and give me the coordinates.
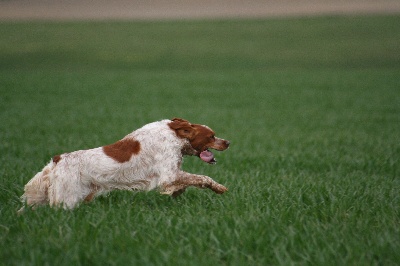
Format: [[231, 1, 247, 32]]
[[84, 192, 96, 202], [52, 154, 61, 164], [168, 118, 194, 139], [84, 183, 100, 202], [103, 138, 141, 163], [189, 124, 215, 151]]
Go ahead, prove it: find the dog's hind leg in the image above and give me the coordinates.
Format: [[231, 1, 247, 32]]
[[19, 162, 53, 213], [47, 167, 90, 209]]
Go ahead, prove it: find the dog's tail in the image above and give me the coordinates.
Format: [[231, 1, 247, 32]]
[[18, 160, 55, 213]]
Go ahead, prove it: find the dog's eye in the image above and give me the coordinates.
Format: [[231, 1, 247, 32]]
[[210, 135, 215, 139]]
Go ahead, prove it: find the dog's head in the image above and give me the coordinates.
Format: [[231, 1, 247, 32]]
[[168, 118, 230, 164]]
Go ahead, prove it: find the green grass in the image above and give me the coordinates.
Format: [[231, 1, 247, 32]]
[[1, 15, 399, 265]]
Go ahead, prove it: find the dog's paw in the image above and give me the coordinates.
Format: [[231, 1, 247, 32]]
[[160, 190, 174, 195], [213, 184, 228, 194]]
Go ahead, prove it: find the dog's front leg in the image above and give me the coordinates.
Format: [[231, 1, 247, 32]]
[[162, 171, 227, 196]]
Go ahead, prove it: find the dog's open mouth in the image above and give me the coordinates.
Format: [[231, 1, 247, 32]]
[[199, 149, 216, 164]]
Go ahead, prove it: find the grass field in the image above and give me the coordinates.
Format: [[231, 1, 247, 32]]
[[0, 15, 399, 265]]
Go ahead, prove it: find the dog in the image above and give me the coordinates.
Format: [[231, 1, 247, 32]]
[[19, 118, 230, 211]]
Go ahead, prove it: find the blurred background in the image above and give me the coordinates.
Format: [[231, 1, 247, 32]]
[[1, 0, 400, 20]]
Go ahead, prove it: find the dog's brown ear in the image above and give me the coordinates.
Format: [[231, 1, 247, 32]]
[[171, 117, 189, 123], [169, 118, 194, 139]]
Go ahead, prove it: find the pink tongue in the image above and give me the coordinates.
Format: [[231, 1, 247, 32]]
[[200, 150, 214, 163]]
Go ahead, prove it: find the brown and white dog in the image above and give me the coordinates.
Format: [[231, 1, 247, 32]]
[[19, 118, 230, 211]]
